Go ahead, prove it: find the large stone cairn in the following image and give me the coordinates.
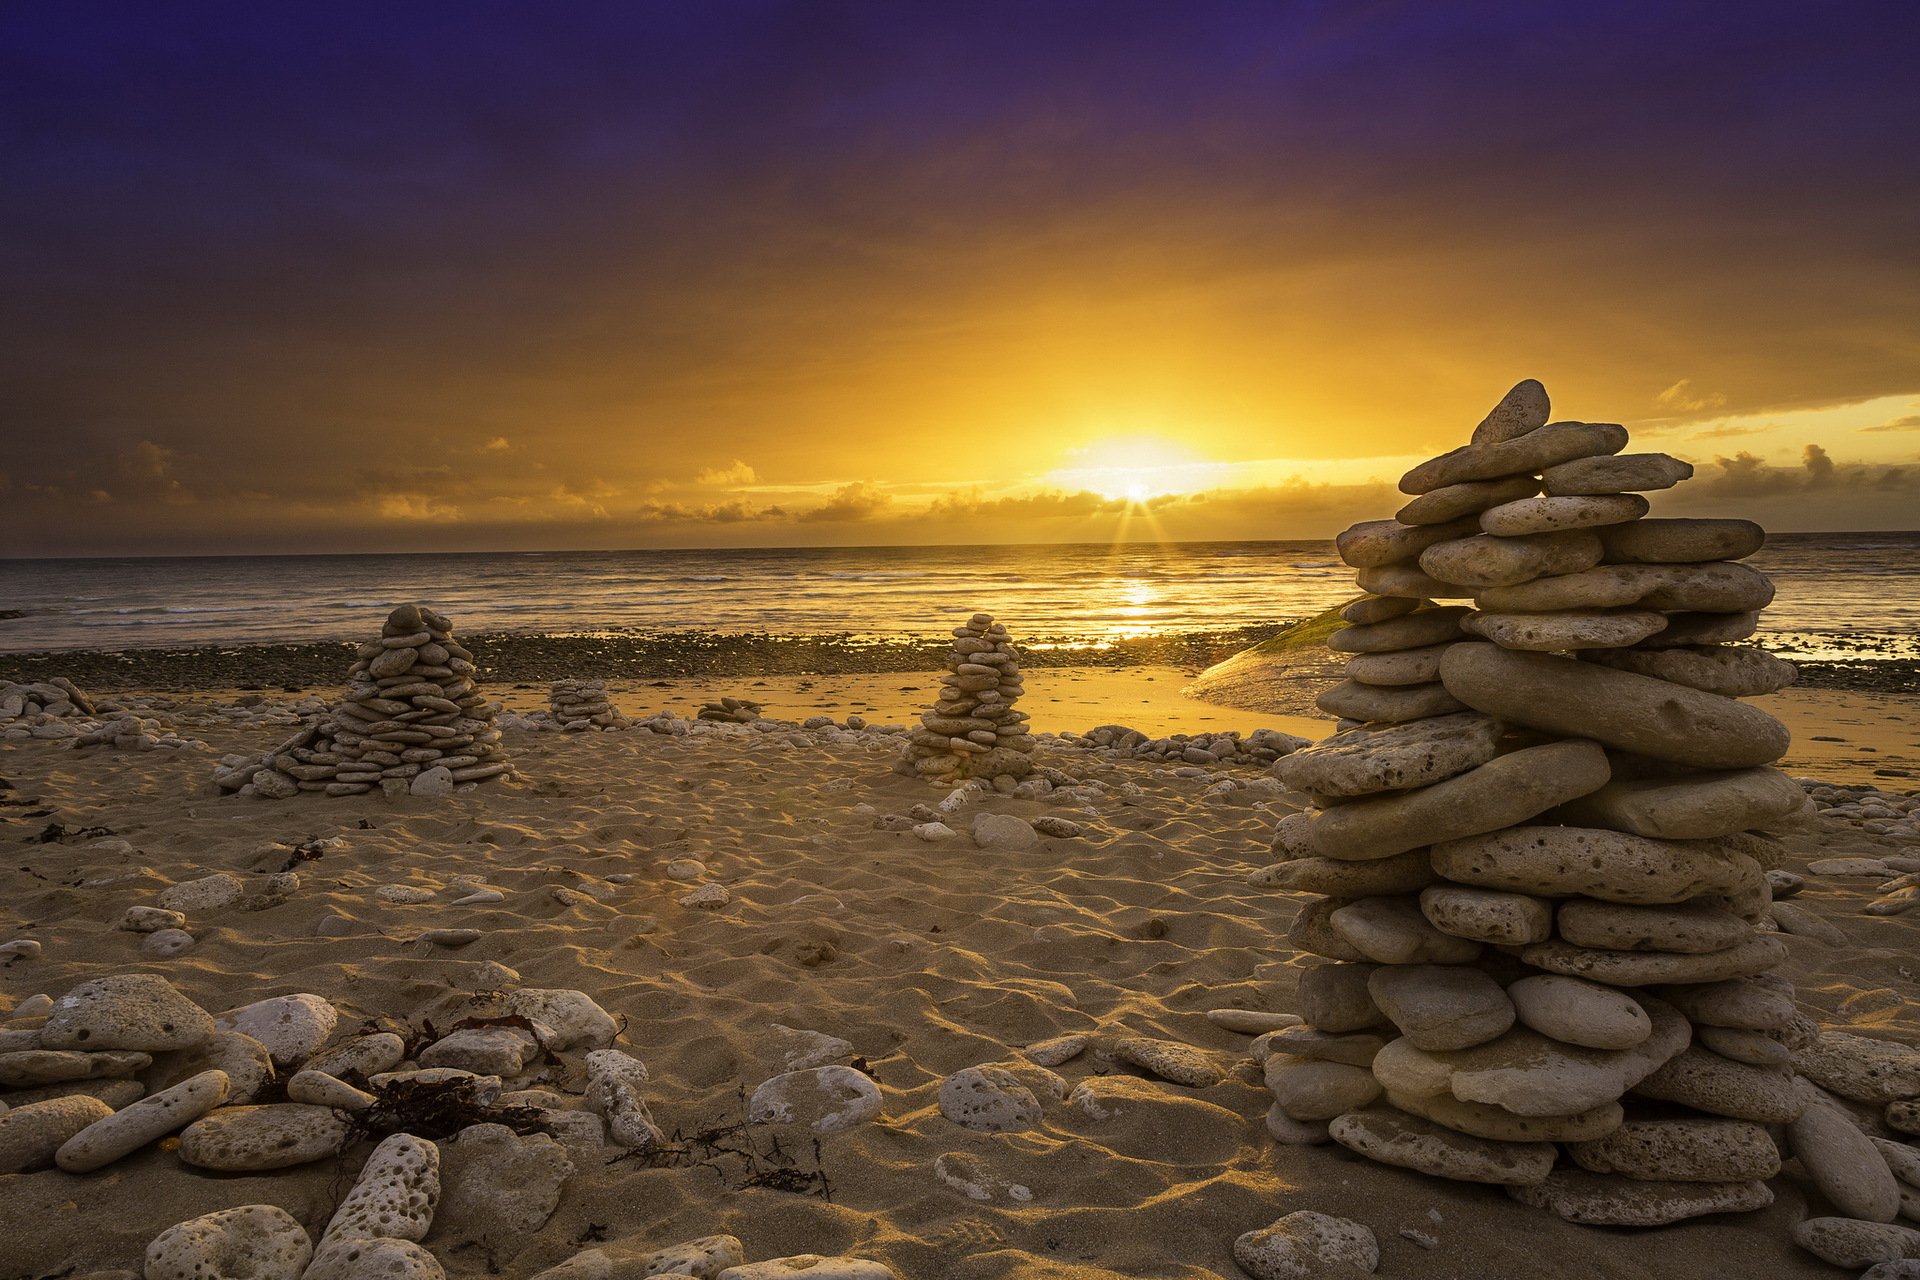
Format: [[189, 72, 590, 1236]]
[[549, 679, 630, 730], [898, 611, 1036, 789], [212, 604, 509, 799], [1259, 379, 1848, 1229]]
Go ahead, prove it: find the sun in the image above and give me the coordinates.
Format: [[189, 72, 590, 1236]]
[[1049, 435, 1209, 503]]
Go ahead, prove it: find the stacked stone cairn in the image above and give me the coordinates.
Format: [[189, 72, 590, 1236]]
[[898, 611, 1036, 790], [1, 677, 100, 739], [1256, 379, 1887, 1234], [549, 679, 630, 730], [696, 695, 763, 724], [211, 604, 509, 799]]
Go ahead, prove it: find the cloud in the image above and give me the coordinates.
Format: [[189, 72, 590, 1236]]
[[926, 488, 1122, 520], [481, 436, 512, 451], [697, 460, 758, 486], [1655, 380, 1729, 414], [1689, 442, 1915, 498], [374, 492, 465, 521], [798, 481, 892, 523], [1689, 423, 1772, 440], [1862, 415, 1920, 432]]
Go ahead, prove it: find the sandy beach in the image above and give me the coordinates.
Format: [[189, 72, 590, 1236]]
[[2, 668, 1917, 1278]]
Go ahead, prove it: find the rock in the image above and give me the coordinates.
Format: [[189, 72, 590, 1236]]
[[1342, 642, 1457, 687], [1400, 421, 1628, 494], [1298, 964, 1387, 1033], [1260, 850, 1438, 897], [143, 929, 196, 957], [938, 1066, 1042, 1132], [0, 1094, 114, 1173], [119, 906, 187, 934], [1432, 825, 1758, 905], [1519, 934, 1787, 987], [1327, 606, 1473, 653], [1107, 1036, 1224, 1087], [748, 1065, 883, 1133], [1271, 713, 1501, 799], [1419, 530, 1602, 589], [971, 813, 1039, 851], [1463, 609, 1667, 651], [1206, 1009, 1305, 1034], [144, 1205, 312, 1280], [1330, 897, 1482, 965], [1659, 977, 1797, 1031], [431, 1123, 573, 1255], [1557, 899, 1753, 955], [1231, 1211, 1379, 1279], [1474, 560, 1774, 615], [1470, 379, 1551, 445], [1553, 767, 1807, 840], [304, 1239, 446, 1280], [678, 884, 731, 909], [1367, 966, 1514, 1052], [1310, 740, 1611, 861], [318, 1132, 440, 1246], [1630, 1048, 1807, 1123], [1543, 452, 1693, 494], [215, 993, 337, 1068], [1329, 1107, 1555, 1184], [55, 1068, 229, 1172], [1397, 473, 1541, 525], [1568, 1118, 1780, 1182], [1417, 885, 1553, 945], [1508, 1168, 1773, 1226], [1580, 644, 1797, 698], [1265, 1028, 1386, 1068], [1697, 1025, 1789, 1068], [1314, 680, 1466, 724], [717, 1260, 897, 1280], [410, 767, 455, 797], [583, 1049, 662, 1149], [1264, 1057, 1382, 1121], [177, 1103, 352, 1170], [41, 974, 215, 1052], [1023, 1034, 1088, 1067], [1335, 519, 1481, 569], [1789, 1098, 1902, 1221], [0, 1048, 150, 1087], [1878, 1137, 1920, 1189], [1506, 976, 1652, 1050], [287, 1069, 376, 1111], [306, 1032, 407, 1081], [1439, 643, 1788, 769], [1479, 492, 1649, 535], [1599, 517, 1766, 563], [503, 989, 618, 1050], [1389, 1088, 1622, 1143], [1792, 1218, 1920, 1269], [420, 1026, 539, 1076], [1795, 1033, 1920, 1105], [158, 873, 246, 912]]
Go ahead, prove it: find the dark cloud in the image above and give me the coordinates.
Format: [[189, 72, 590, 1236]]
[[797, 482, 893, 523], [1687, 443, 1915, 499]]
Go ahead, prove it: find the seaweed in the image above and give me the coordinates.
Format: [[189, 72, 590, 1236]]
[[618, 1088, 833, 1201], [349, 1076, 552, 1142]]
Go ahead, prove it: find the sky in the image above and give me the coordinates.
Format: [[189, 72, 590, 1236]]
[[2, 1, 1917, 557]]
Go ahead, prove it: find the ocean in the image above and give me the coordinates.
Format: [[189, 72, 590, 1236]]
[[3, 534, 1918, 662]]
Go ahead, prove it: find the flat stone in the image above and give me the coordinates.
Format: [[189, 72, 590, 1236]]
[[1310, 740, 1611, 861], [972, 813, 1039, 851], [1543, 452, 1693, 494], [1553, 767, 1807, 840], [1418, 885, 1553, 945], [1475, 560, 1776, 615], [0, 1048, 150, 1087], [1794, 1033, 1920, 1105], [0, 1094, 114, 1173], [1439, 643, 1789, 768], [1418, 530, 1602, 589], [1519, 935, 1787, 986], [1107, 1036, 1224, 1087], [748, 1065, 883, 1132], [1568, 1118, 1780, 1182], [717, 1259, 898, 1280], [1480, 493, 1649, 535], [1875, 1137, 1920, 1189], [1297, 964, 1388, 1033], [1657, 977, 1798, 1031], [1315, 680, 1465, 723], [1506, 976, 1653, 1050], [503, 989, 618, 1051], [287, 1070, 376, 1111], [1264, 1028, 1384, 1067], [432, 1123, 574, 1256], [158, 873, 246, 912], [938, 1066, 1042, 1132], [55, 1068, 229, 1171], [1342, 642, 1457, 686], [1580, 644, 1798, 697], [420, 1026, 539, 1076], [1555, 900, 1755, 954], [1790, 1098, 1902, 1221], [1260, 850, 1438, 897], [144, 1205, 313, 1280], [1335, 518, 1482, 569], [306, 1032, 407, 1081], [1400, 421, 1628, 494], [1631, 1048, 1806, 1123], [215, 993, 337, 1068], [1330, 897, 1483, 965], [1432, 824, 1758, 904], [1792, 1218, 1920, 1269], [1355, 562, 1471, 600], [1340, 595, 1421, 624], [1463, 609, 1667, 650], [1368, 966, 1514, 1051], [1288, 896, 1368, 961], [1330, 1106, 1555, 1184], [1600, 518, 1766, 564], [1698, 1026, 1790, 1067], [1272, 712, 1501, 799], [1327, 607, 1472, 654], [1397, 474, 1540, 525], [1389, 1088, 1622, 1143], [177, 1103, 352, 1170], [1232, 1210, 1379, 1280], [1641, 610, 1761, 647], [303, 1239, 445, 1280], [318, 1132, 440, 1246], [1508, 1168, 1773, 1225], [41, 974, 215, 1052], [1264, 1055, 1383, 1122]]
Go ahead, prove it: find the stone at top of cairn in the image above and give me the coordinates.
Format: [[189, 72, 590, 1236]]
[[1256, 380, 1849, 1236], [212, 603, 510, 799], [898, 610, 1035, 791]]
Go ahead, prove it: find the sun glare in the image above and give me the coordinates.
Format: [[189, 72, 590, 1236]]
[[1051, 435, 1209, 504]]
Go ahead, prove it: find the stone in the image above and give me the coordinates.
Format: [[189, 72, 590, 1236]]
[[1698, 1025, 1790, 1068], [1272, 712, 1501, 799], [41, 974, 215, 1052], [938, 1066, 1042, 1131], [1659, 977, 1797, 1031], [1397, 474, 1540, 525], [1341, 594, 1421, 624], [717, 1260, 897, 1280], [177, 1103, 352, 1170], [1439, 643, 1789, 769], [1417, 885, 1553, 945], [1259, 850, 1438, 897], [1543, 452, 1693, 494], [1521, 935, 1786, 986], [306, 1032, 407, 1081], [1463, 609, 1668, 651], [1107, 1036, 1225, 1087], [1264, 1057, 1382, 1121], [1207, 1009, 1304, 1034], [1479, 492, 1650, 535], [748, 1065, 883, 1133], [1389, 1089, 1622, 1143], [1432, 825, 1758, 905], [1639, 610, 1760, 647], [159, 873, 247, 912], [1326, 607, 1472, 654], [288, 1070, 376, 1111], [143, 929, 196, 958], [1630, 1048, 1806, 1123], [1298, 964, 1387, 1033], [1554, 899, 1753, 954], [1264, 1028, 1385, 1067], [1552, 767, 1807, 840], [1330, 897, 1483, 965], [1367, 965, 1513, 1052], [1506, 976, 1652, 1050], [1329, 1107, 1555, 1184], [1289, 897, 1368, 962], [55, 1068, 229, 1172], [410, 767, 455, 797], [317, 1131, 440, 1248], [503, 989, 618, 1051], [304, 1239, 445, 1280], [1567, 1118, 1779, 1182], [0, 1048, 150, 1087], [1341, 643, 1456, 686], [1419, 530, 1602, 589], [1470, 379, 1551, 444], [1474, 560, 1776, 615], [1355, 562, 1470, 601], [1790, 1098, 1903, 1221], [420, 1026, 539, 1076], [0, 1094, 114, 1173], [972, 813, 1039, 851], [1232, 1211, 1379, 1280], [1600, 517, 1766, 563], [1792, 1219, 1920, 1269], [1334, 518, 1482, 569], [1580, 644, 1798, 697], [583, 1049, 663, 1148], [1314, 681, 1465, 724], [120, 906, 187, 933], [1795, 1033, 1920, 1105], [432, 1123, 573, 1255], [215, 993, 337, 1068], [1400, 421, 1628, 494], [1309, 740, 1611, 861], [1508, 1169, 1773, 1226], [144, 1205, 313, 1280]]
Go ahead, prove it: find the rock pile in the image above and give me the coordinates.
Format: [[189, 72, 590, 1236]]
[[71, 713, 205, 752], [210, 604, 510, 799], [1260, 379, 1880, 1235], [898, 611, 1036, 790], [0, 677, 101, 739], [1062, 724, 1310, 768], [697, 695, 763, 724], [548, 679, 630, 730]]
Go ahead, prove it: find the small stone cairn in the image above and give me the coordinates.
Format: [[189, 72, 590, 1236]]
[[212, 604, 509, 799], [1, 678, 99, 739], [549, 679, 630, 730], [696, 695, 763, 724], [1255, 379, 1890, 1235], [898, 611, 1036, 789]]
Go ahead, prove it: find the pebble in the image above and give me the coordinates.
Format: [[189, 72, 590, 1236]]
[[0, 1094, 115, 1173], [972, 813, 1039, 851], [1232, 1211, 1379, 1279], [1789, 1098, 1903, 1221], [748, 1065, 883, 1133], [141, 929, 196, 957], [1509, 1168, 1774, 1226], [1329, 1107, 1555, 1185], [317, 1131, 441, 1246], [304, 1238, 446, 1280], [433, 1122, 574, 1255], [938, 1066, 1043, 1132], [505, 988, 619, 1050], [144, 1205, 313, 1280], [157, 873, 246, 912], [1566, 1117, 1780, 1182], [119, 906, 186, 933], [718, 1259, 897, 1280], [1792, 1218, 1920, 1269], [678, 883, 731, 909], [583, 1048, 663, 1149], [1022, 1034, 1088, 1067], [1205, 1009, 1305, 1034], [287, 1069, 376, 1111], [1367, 965, 1513, 1051], [177, 1103, 353, 1170], [1105, 1036, 1225, 1087], [56, 1068, 230, 1172]]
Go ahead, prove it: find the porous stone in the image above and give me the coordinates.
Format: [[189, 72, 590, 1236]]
[[1329, 1107, 1555, 1184], [41, 974, 215, 1052], [1479, 493, 1650, 535], [1433, 825, 1758, 904], [717, 1260, 897, 1280], [1792, 1218, 1920, 1270], [1232, 1211, 1379, 1280], [1506, 976, 1653, 1050], [144, 1204, 313, 1280], [1473, 560, 1775, 615], [1314, 680, 1465, 724], [1400, 421, 1628, 494], [1521, 935, 1787, 986], [1599, 517, 1766, 563], [303, 1239, 445, 1280], [1794, 1033, 1920, 1106], [1658, 977, 1797, 1031], [1367, 965, 1514, 1051], [0, 1094, 114, 1173], [748, 1065, 883, 1133], [1397, 474, 1541, 526], [1418, 530, 1602, 589], [1580, 644, 1797, 698], [938, 1066, 1042, 1132], [583, 1049, 663, 1149], [1107, 1036, 1225, 1087], [432, 1122, 574, 1256], [215, 993, 337, 1068], [1552, 767, 1808, 840], [1418, 885, 1553, 945], [1463, 608, 1668, 651], [1271, 712, 1501, 799], [1555, 899, 1753, 954], [1389, 1088, 1622, 1143], [1508, 1168, 1773, 1226], [503, 989, 619, 1051], [318, 1132, 441, 1246], [1567, 1118, 1780, 1182], [55, 1068, 229, 1172], [1543, 452, 1693, 494], [158, 873, 246, 913], [306, 1032, 406, 1081], [287, 1070, 376, 1111], [972, 813, 1039, 851], [1630, 1048, 1807, 1123], [1789, 1098, 1903, 1222], [177, 1103, 352, 1170]]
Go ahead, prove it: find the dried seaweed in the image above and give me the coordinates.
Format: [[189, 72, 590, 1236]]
[[620, 1088, 832, 1201], [30, 820, 114, 844], [349, 1076, 552, 1142]]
